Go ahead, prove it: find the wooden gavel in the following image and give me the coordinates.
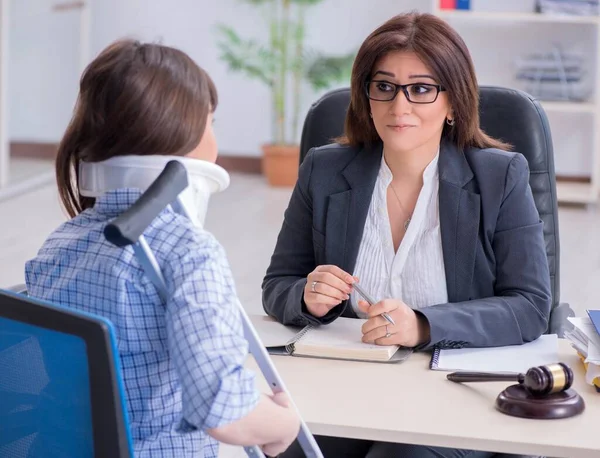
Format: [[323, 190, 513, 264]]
[[447, 363, 574, 396]]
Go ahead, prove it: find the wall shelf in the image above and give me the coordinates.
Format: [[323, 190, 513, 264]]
[[556, 181, 598, 204], [540, 101, 597, 114], [433, 2, 600, 204], [437, 10, 600, 25]]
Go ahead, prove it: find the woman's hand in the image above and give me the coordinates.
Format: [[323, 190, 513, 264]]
[[358, 299, 430, 347], [303, 265, 357, 318]]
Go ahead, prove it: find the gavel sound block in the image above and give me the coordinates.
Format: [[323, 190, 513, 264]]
[[447, 363, 585, 419]]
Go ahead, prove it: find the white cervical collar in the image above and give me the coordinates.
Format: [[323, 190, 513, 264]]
[[78, 155, 230, 228]]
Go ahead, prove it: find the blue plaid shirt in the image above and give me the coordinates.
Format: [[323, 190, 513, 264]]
[[25, 189, 260, 457]]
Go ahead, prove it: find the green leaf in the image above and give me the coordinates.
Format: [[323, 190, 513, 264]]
[[290, 0, 323, 5], [305, 52, 356, 91], [214, 0, 351, 144], [215, 24, 277, 86], [292, 18, 305, 42]]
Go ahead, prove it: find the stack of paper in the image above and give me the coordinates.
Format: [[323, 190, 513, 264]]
[[538, 0, 599, 16], [564, 312, 600, 388]]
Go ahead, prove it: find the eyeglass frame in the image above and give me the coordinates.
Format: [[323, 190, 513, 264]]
[[364, 79, 447, 104]]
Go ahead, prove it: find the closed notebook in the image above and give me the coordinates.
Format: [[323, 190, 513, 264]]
[[587, 310, 600, 337], [251, 315, 412, 363]]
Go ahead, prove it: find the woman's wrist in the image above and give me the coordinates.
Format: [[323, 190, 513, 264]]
[[415, 311, 431, 346]]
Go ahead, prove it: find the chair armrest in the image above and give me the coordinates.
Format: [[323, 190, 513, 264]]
[[549, 302, 575, 337], [4, 283, 27, 294]]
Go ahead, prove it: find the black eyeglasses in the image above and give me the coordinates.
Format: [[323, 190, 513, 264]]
[[365, 80, 446, 104]]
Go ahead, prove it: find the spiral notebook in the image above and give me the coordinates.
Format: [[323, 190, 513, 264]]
[[429, 334, 559, 373], [252, 315, 412, 363]]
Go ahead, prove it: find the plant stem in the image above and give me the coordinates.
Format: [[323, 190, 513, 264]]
[[278, 0, 291, 145], [269, 1, 279, 146], [291, 6, 305, 145]]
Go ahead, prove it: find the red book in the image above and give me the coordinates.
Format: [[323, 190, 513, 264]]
[[440, 0, 456, 9]]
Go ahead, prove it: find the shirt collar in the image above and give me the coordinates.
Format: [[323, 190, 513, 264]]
[[90, 188, 144, 218], [380, 146, 440, 185]]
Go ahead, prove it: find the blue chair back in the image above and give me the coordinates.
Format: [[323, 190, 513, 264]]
[[0, 289, 133, 457]]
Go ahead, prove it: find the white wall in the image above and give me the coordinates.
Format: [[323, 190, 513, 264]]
[[7, 0, 424, 153], [89, 0, 425, 156], [8, 0, 81, 143]]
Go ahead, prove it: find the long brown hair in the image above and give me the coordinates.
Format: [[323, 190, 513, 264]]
[[56, 39, 218, 218], [340, 12, 509, 151]]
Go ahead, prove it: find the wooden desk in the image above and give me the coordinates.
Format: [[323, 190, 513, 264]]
[[247, 334, 599, 457]]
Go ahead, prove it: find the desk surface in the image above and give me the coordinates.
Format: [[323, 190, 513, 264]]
[[247, 318, 600, 458]]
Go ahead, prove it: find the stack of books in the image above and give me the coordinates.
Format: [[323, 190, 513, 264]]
[[564, 310, 600, 391], [440, 0, 471, 10]]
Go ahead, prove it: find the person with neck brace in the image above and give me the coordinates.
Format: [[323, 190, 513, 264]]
[[24, 39, 300, 457]]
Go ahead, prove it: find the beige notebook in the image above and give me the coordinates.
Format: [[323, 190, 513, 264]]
[[253, 315, 412, 363]]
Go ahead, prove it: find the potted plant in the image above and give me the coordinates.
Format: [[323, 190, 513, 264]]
[[216, 0, 355, 186]]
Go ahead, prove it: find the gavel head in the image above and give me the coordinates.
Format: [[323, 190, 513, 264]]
[[523, 363, 573, 396]]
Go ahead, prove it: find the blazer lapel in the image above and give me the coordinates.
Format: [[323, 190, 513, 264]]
[[325, 143, 381, 278], [439, 140, 480, 303]]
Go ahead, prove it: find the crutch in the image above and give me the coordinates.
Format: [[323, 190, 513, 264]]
[[104, 160, 323, 458]]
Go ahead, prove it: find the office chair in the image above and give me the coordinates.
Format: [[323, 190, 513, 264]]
[[299, 86, 573, 458], [0, 289, 133, 457]]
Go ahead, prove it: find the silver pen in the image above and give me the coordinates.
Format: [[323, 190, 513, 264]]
[[352, 282, 396, 325]]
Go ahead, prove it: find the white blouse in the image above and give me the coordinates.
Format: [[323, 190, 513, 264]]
[[351, 151, 449, 317]]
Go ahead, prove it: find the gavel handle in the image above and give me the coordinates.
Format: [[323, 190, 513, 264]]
[[447, 371, 522, 383]]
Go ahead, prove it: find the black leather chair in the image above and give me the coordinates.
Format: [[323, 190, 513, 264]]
[[299, 86, 573, 458]]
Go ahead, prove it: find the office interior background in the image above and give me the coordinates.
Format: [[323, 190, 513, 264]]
[[0, 1, 599, 454], [2, 0, 599, 317]]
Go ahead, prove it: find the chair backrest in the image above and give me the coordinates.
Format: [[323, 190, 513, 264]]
[[0, 289, 133, 457], [299, 86, 560, 311]]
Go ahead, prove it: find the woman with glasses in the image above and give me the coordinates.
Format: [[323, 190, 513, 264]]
[[262, 11, 551, 458]]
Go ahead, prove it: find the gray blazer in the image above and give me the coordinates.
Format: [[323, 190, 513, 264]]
[[261, 139, 552, 350]]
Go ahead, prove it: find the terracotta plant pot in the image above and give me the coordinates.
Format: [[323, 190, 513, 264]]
[[261, 144, 299, 187]]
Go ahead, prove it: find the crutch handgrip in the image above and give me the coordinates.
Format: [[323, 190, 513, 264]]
[[104, 160, 188, 247]]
